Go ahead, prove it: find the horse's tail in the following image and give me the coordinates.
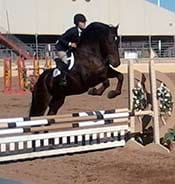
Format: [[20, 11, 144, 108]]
[[29, 70, 52, 116]]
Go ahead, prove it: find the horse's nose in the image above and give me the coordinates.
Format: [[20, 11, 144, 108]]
[[108, 55, 120, 67]]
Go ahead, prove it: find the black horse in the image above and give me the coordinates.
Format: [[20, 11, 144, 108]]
[[29, 22, 124, 116]]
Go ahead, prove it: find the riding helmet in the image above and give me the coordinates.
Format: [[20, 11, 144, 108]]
[[74, 13, 87, 25]]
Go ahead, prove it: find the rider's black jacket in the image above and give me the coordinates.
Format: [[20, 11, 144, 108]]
[[55, 26, 81, 51]]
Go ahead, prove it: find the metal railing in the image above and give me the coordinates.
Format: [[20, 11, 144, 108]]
[[120, 41, 175, 58], [5, 34, 34, 56], [1, 40, 175, 59], [0, 26, 34, 58]]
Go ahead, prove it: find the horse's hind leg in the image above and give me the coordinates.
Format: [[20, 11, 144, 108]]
[[88, 79, 110, 96], [107, 68, 124, 99], [29, 91, 51, 116], [47, 96, 65, 115]]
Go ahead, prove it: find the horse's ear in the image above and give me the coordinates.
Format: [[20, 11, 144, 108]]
[[115, 24, 119, 33]]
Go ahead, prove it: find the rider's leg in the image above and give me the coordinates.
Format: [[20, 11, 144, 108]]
[[56, 51, 68, 67], [57, 51, 68, 64], [55, 51, 68, 86]]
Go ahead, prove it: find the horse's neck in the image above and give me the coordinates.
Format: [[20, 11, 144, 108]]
[[76, 43, 102, 58], [72, 44, 107, 72]]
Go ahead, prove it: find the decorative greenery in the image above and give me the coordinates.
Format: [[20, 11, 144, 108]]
[[132, 81, 174, 148], [163, 128, 175, 146], [132, 81, 173, 115], [132, 82, 147, 111], [157, 83, 173, 115]]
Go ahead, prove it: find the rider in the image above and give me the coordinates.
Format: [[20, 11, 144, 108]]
[[55, 13, 87, 85]]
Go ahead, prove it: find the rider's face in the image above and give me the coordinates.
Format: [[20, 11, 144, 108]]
[[78, 21, 86, 29]]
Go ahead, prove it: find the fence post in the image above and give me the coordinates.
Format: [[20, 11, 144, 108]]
[[3, 58, 12, 92], [149, 59, 160, 144], [128, 59, 135, 133], [17, 58, 28, 91], [33, 58, 40, 76], [45, 57, 52, 69]]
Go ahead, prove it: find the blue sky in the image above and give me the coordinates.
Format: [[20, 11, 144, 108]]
[[147, 0, 175, 12]]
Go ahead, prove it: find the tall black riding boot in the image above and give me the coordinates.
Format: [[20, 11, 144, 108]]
[[59, 72, 67, 86], [54, 59, 68, 86]]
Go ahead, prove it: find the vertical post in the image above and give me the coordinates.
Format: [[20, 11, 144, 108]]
[[17, 58, 27, 91], [45, 57, 52, 69], [48, 44, 51, 57], [158, 40, 161, 57], [149, 35, 152, 49], [35, 34, 39, 60], [33, 58, 40, 76], [17, 58, 22, 91], [6, 10, 10, 33], [149, 59, 160, 144], [3, 58, 12, 92], [128, 59, 135, 133]]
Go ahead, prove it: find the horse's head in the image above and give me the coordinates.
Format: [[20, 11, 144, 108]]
[[102, 24, 120, 67], [80, 22, 120, 68]]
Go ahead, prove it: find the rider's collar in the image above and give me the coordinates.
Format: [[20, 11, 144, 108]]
[[78, 27, 82, 36]]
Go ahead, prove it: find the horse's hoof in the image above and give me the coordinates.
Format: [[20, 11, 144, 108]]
[[107, 90, 121, 99], [88, 88, 97, 95]]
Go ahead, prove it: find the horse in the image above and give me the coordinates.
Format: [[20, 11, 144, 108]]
[[29, 22, 124, 116]]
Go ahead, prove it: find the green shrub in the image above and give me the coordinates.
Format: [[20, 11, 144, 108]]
[[163, 128, 175, 146]]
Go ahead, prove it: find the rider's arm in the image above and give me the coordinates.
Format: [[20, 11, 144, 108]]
[[57, 27, 77, 48]]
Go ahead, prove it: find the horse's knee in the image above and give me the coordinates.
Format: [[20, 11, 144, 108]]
[[103, 80, 110, 87]]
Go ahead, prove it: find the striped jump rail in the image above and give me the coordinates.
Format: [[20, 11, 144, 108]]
[[0, 118, 129, 136], [0, 110, 152, 136], [0, 108, 129, 123]]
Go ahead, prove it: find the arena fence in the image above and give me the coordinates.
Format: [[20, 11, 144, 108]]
[[1, 40, 175, 59]]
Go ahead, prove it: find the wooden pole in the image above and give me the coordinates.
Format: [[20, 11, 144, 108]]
[[128, 59, 135, 133], [149, 59, 160, 144], [0, 110, 152, 128], [28, 108, 129, 120], [27, 118, 129, 133], [0, 119, 129, 135]]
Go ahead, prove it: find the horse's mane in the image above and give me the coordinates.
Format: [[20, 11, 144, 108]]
[[80, 22, 110, 43]]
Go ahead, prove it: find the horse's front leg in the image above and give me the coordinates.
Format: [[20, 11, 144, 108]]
[[48, 96, 65, 115], [88, 79, 110, 96], [107, 67, 124, 99]]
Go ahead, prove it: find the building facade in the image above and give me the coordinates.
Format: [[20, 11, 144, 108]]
[[0, 0, 175, 58]]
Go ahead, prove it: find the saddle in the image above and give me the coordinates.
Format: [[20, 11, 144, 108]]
[[55, 51, 75, 72]]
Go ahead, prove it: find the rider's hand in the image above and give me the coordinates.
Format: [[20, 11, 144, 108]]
[[69, 42, 77, 48]]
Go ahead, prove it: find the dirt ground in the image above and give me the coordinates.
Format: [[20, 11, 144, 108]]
[[0, 74, 175, 184]]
